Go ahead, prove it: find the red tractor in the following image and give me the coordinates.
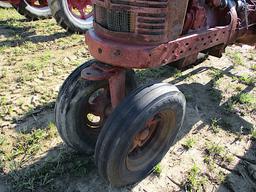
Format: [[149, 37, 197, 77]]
[[55, 0, 256, 187], [0, 0, 93, 33]]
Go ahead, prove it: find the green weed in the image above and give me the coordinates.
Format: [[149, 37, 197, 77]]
[[227, 51, 245, 66], [183, 138, 196, 150], [234, 93, 255, 105], [238, 75, 255, 86], [210, 118, 221, 134], [186, 164, 207, 192], [153, 164, 162, 175]]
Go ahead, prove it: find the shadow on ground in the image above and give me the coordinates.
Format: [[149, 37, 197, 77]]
[[2, 62, 255, 192], [0, 19, 70, 48]]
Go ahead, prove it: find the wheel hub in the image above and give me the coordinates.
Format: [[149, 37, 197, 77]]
[[67, 0, 92, 19], [129, 115, 161, 153]]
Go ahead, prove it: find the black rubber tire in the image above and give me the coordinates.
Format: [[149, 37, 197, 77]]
[[55, 60, 136, 154], [49, 0, 93, 33], [12, 0, 51, 21], [95, 83, 186, 187], [0, 1, 12, 8]]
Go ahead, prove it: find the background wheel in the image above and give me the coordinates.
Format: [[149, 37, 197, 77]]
[[12, 0, 51, 20], [49, 0, 93, 33], [95, 83, 186, 187], [55, 60, 136, 154], [0, 1, 12, 8]]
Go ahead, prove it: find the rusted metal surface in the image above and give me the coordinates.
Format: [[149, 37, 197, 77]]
[[87, 0, 256, 69], [182, 0, 207, 34], [93, 0, 189, 44], [85, 0, 256, 108], [86, 26, 230, 68], [129, 115, 160, 154], [81, 62, 126, 108]]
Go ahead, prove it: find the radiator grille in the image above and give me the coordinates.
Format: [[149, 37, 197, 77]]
[[95, 6, 134, 33], [94, 2, 167, 36]]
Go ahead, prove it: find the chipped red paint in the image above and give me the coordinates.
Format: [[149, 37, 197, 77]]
[[81, 62, 126, 108]]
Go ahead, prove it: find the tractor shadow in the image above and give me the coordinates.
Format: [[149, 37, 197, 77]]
[[0, 19, 70, 48], [3, 62, 255, 192]]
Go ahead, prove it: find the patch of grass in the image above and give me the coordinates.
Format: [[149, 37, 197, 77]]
[[210, 118, 221, 134], [24, 52, 52, 72], [223, 100, 236, 113], [233, 93, 256, 105], [182, 138, 196, 150], [136, 66, 176, 83], [248, 53, 255, 61], [251, 63, 256, 71], [238, 75, 255, 86], [0, 135, 6, 146], [205, 142, 234, 164], [251, 128, 256, 140], [206, 142, 224, 157], [153, 164, 162, 176], [11, 129, 49, 160], [9, 149, 93, 192], [227, 51, 245, 66], [204, 156, 216, 171], [185, 164, 207, 192], [209, 69, 224, 80]]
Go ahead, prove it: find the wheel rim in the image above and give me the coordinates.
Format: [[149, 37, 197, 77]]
[[84, 87, 111, 129], [126, 110, 176, 172], [63, 0, 93, 29], [78, 85, 112, 142], [23, 0, 51, 16]]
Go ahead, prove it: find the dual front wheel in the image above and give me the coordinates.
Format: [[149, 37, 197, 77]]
[[55, 61, 186, 186]]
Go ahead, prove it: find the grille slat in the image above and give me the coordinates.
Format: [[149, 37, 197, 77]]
[[111, 0, 168, 8], [137, 13, 166, 35]]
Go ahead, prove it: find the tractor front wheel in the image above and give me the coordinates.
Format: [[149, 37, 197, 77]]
[[95, 83, 186, 187], [55, 60, 136, 154]]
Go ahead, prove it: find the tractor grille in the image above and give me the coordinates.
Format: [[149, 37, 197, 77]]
[[95, 5, 166, 35], [94, 5, 134, 33]]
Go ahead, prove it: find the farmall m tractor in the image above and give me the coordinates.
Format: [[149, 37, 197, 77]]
[[0, 0, 93, 33], [55, 0, 256, 187]]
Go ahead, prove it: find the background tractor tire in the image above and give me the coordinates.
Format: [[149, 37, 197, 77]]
[[49, 0, 93, 33], [12, 0, 51, 21]]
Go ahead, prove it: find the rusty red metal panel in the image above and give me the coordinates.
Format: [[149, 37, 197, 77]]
[[85, 26, 230, 69], [81, 62, 126, 108]]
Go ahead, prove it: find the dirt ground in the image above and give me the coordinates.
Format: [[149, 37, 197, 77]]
[[0, 9, 256, 192]]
